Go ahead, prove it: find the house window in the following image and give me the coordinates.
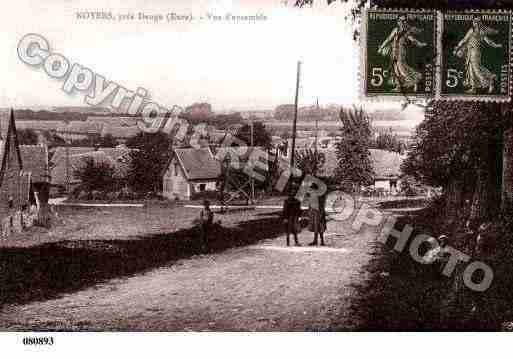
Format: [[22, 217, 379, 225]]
[[174, 163, 180, 176], [199, 183, 206, 192]]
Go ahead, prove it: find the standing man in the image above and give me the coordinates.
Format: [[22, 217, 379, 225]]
[[282, 196, 302, 246], [200, 199, 214, 249], [308, 190, 327, 246]]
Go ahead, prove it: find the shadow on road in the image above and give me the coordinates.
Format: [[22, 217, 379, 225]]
[[0, 212, 284, 309]]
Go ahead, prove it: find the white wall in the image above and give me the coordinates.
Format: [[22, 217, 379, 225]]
[[163, 158, 216, 201], [374, 179, 390, 192]]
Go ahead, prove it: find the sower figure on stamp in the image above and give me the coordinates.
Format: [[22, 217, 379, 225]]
[[454, 16, 502, 94], [199, 199, 214, 249], [307, 185, 327, 246], [282, 196, 302, 246], [378, 15, 427, 92]]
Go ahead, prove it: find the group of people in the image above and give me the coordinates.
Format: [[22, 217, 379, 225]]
[[197, 190, 328, 249], [282, 192, 327, 247]]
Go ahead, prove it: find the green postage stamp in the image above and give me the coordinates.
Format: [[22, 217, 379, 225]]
[[438, 11, 512, 101], [361, 9, 437, 100]]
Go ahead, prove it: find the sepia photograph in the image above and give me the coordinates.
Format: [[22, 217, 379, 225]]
[[2, 0, 513, 356]]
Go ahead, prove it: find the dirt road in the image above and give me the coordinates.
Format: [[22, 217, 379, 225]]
[[0, 215, 381, 331]]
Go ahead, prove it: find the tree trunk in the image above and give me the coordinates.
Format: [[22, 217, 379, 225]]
[[502, 126, 513, 211], [470, 130, 503, 223], [469, 168, 486, 223], [445, 179, 463, 220]]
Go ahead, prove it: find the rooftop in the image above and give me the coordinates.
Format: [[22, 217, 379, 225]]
[[174, 147, 221, 181]]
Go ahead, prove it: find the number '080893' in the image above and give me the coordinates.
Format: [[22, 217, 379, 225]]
[[22, 337, 54, 345]]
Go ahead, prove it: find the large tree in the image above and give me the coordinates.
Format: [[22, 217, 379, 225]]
[[295, 148, 326, 177], [372, 128, 404, 154], [73, 157, 115, 194], [235, 121, 272, 149], [17, 129, 39, 145], [334, 107, 375, 192], [402, 101, 504, 222], [126, 132, 173, 193]]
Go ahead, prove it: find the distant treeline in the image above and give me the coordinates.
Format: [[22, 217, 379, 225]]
[[12, 109, 245, 130], [179, 112, 245, 130], [12, 110, 88, 122], [13, 109, 139, 122]]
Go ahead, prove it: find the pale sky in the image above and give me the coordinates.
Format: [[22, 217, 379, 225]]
[[0, 0, 422, 123]]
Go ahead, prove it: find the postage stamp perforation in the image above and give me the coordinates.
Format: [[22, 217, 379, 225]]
[[362, 8, 513, 102], [435, 10, 443, 101], [437, 10, 512, 102], [360, 8, 438, 102], [509, 12, 513, 103], [358, 9, 367, 102]]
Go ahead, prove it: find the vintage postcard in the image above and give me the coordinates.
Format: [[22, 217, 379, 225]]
[[438, 11, 512, 101], [2, 0, 513, 357], [361, 9, 437, 100]]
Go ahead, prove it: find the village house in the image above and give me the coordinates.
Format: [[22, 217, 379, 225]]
[[321, 148, 405, 195], [86, 116, 141, 143], [86, 116, 138, 127], [162, 147, 221, 201], [20, 144, 51, 225], [56, 121, 103, 142], [0, 111, 51, 238], [368, 149, 405, 194], [50, 145, 133, 192], [100, 124, 141, 143]]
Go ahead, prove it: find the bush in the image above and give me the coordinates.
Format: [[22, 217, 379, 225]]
[[126, 132, 173, 193], [105, 191, 118, 202], [399, 175, 428, 197], [91, 190, 102, 200], [191, 190, 219, 201], [73, 156, 115, 193], [77, 190, 89, 200]]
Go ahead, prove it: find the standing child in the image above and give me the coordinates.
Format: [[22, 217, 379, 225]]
[[308, 191, 327, 246], [282, 196, 302, 246], [200, 199, 214, 249]]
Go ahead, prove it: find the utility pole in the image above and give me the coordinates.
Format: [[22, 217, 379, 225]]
[[65, 146, 70, 194], [250, 118, 255, 204], [315, 98, 319, 155], [289, 61, 301, 197]]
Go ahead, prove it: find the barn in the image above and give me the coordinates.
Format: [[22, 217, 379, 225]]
[[0, 111, 49, 237], [20, 144, 51, 226], [369, 149, 405, 194], [162, 147, 221, 201], [319, 148, 405, 194], [50, 145, 134, 192]]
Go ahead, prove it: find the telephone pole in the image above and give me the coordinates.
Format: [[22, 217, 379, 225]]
[[289, 61, 301, 197], [65, 146, 70, 194], [315, 98, 319, 155], [250, 118, 255, 204]]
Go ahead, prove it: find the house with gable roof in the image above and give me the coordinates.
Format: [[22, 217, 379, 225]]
[[0, 110, 46, 236], [50, 145, 134, 191], [162, 147, 221, 201], [56, 121, 103, 142], [20, 144, 51, 225], [317, 148, 405, 194]]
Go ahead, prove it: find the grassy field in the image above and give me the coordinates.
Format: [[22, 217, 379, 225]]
[[0, 202, 288, 308]]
